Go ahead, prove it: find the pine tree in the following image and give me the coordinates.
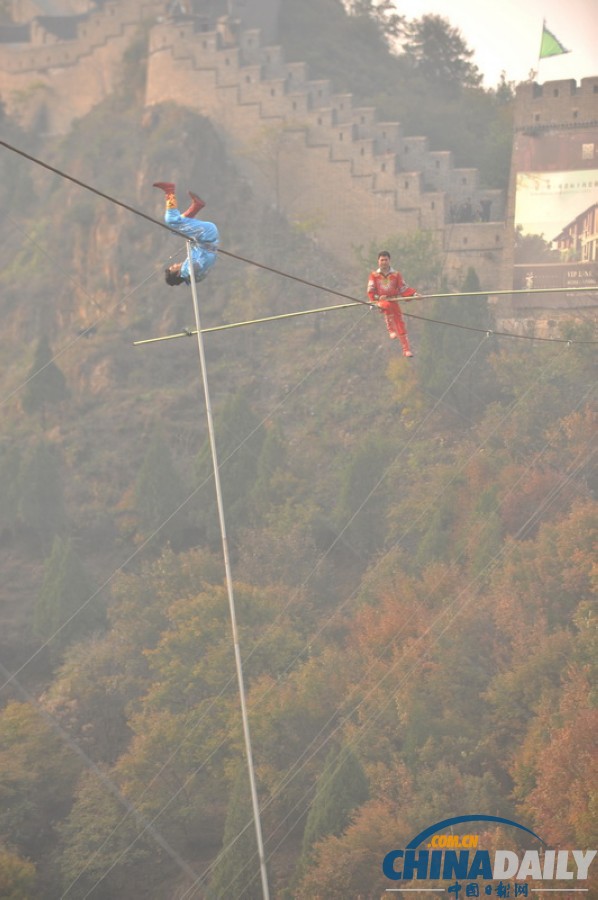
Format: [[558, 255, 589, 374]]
[[334, 435, 392, 557], [21, 336, 68, 428], [299, 745, 369, 871], [206, 765, 263, 900], [18, 441, 68, 551], [195, 391, 266, 546], [403, 14, 482, 95], [249, 421, 289, 518], [0, 445, 21, 537], [134, 428, 188, 549], [418, 267, 498, 422], [34, 536, 104, 655], [0, 844, 37, 899]]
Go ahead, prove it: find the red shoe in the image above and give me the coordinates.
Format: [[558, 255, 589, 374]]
[[153, 181, 176, 194], [182, 191, 206, 218]]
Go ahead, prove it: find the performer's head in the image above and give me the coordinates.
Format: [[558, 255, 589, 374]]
[[377, 251, 391, 273], [165, 263, 185, 286]]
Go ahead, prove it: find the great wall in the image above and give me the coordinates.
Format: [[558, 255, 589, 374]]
[[1, 0, 596, 329]]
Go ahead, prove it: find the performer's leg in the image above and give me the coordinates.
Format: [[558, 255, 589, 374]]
[[153, 181, 218, 242], [398, 334, 413, 357], [153, 181, 177, 210], [393, 307, 413, 356], [182, 191, 205, 219], [383, 311, 398, 339]]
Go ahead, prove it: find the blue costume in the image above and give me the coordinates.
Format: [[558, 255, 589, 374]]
[[165, 208, 220, 284]]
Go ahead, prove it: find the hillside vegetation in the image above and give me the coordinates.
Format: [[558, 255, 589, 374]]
[[0, 6, 595, 898]]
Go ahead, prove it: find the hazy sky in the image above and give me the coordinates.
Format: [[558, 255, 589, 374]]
[[397, 0, 598, 88]]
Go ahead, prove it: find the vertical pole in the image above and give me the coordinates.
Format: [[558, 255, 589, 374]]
[[186, 242, 270, 900]]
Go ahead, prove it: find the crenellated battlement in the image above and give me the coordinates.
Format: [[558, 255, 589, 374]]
[[0, 0, 164, 132], [0, 1, 163, 73], [143, 19, 507, 277], [514, 77, 598, 130]]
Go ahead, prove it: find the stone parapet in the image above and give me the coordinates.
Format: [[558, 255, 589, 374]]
[[373, 122, 403, 154], [0, 0, 163, 131], [0, 1, 161, 73], [352, 106, 377, 136], [514, 77, 598, 130]]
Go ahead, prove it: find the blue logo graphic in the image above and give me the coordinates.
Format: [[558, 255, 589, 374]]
[[382, 814, 596, 888], [406, 815, 545, 849]]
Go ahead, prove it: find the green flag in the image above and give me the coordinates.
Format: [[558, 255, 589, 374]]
[[539, 22, 570, 59]]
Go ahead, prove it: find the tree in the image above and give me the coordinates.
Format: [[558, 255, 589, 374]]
[[345, 0, 405, 43], [21, 336, 68, 428], [0, 845, 36, 900], [334, 434, 392, 557], [0, 702, 82, 856], [279, 0, 407, 104], [134, 428, 189, 549], [18, 441, 68, 551], [248, 421, 290, 519], [0, 445, 21, 536], [34, 536, 104, 656], [477, 82, 515, 188], [299, 745, 369, 872], [295, 798, 406, 899], [414, 483, 460, 568], [512, 667, 597, 857], [46, 636, 134, 765], [206, 765, 263, 900], [58, 769, 156, 900], [402, 15, 482, 95], [194, 390, 266, 546], [417, 267, 498, 422]]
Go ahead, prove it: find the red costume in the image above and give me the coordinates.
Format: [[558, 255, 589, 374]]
[[367, 266, 418, 356]]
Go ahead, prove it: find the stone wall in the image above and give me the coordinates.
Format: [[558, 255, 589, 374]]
[[145, 20, 506, 284], [0, 0, 163, 133], [11, 1, 91, 18]]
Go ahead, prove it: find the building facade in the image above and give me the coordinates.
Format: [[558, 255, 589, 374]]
[[497, 77, 598, 332]]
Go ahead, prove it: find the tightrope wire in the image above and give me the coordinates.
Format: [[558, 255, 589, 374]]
[[1, 139, 596, 346]]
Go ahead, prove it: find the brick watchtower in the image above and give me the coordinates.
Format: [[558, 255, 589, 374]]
[[496, 76, 598, 335]]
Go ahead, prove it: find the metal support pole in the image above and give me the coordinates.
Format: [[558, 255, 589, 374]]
[[186, 241, 270, 899]]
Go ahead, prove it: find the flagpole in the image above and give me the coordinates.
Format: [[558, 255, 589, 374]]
[[537, 18, 545, 74]]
